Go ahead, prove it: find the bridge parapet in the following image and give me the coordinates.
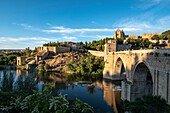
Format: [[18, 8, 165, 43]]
[[88, 50, 104, 57]]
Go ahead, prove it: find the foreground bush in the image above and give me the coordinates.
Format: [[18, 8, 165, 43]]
[[0, 91, 93, 113], [123, 95, 170, 113], [0, 72, 94, 113]]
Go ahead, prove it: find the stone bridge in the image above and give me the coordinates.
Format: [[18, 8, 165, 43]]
[[103, 49, 170, 104]]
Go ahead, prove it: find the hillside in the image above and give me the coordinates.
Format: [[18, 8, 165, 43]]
[[38, 52, 84, 72]]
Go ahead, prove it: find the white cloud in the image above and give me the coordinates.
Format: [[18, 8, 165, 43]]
[[78, 34, 113, 39], [41, 25, 141, 34], [96, 35, 113, 39], [0, 37, 58, 49], [13, 23, 42, 32], [113, 15, 170, 35], [137, 0, 163, 9], [158, 16, 170, 26], [13, 23, 33, 29], [62, 36, 77, 40], [42, 26, 115, 33]]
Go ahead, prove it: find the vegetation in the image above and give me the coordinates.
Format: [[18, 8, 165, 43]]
[[150, 30, 170, 43], [126, 38, 150, 49], [0, 72, 94, 113], [43, 41, 69, 47], [161, 30, 170, 42], [82, 37, 113, 51], [123, 95, 170, 113], [43, 37, 113, 51], [66, 53, 104, 76], [0, 52, 21, 65], [151, 35, 162, 41], [0, 49, 35, 65]]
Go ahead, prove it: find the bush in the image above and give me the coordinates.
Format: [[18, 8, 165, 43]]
[[66, 53, 104, 76], [123, 95, 170, 113]]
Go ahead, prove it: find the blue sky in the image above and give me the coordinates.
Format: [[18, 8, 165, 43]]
[[0, 0, 170, 49]]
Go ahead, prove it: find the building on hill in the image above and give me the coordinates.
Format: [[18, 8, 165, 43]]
[[67, 42, 85, 51], [104, 39, 131, 55], [104, 40, 131, 54], [114, 29, 125, 39], [142, 32, 160, 40], [104, 29, 132, 55], [36, 42, 85, 53], [17, 56, 26, 66], [126, 34, 139, 39], [36, 46, 70, 54]]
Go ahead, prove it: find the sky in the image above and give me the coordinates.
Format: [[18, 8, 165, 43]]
[[0, 0, 170, 49]]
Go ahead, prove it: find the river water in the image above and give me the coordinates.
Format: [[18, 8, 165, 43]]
[[0, 69, 122, 113]]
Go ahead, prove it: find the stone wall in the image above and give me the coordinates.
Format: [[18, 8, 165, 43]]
[[17, 57, 26, 66], [88, 50, 104, 57], [36, 46, 70, 54], [56, 47, 70, 53], [36, 46, 57, 53], [117, 44, 131, 51]]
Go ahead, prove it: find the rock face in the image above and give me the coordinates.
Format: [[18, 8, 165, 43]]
[[42, 52, 83, 72]]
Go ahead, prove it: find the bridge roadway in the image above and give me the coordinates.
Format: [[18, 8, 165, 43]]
[[103, 49, 170, 104]]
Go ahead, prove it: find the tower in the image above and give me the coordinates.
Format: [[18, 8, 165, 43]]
[[114, 29, 125, 39]]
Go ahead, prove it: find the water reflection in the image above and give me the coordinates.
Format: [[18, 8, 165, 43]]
[[0, 69, 123, 113], [36, 71, 68, 90], [102, 79, 122, 113]]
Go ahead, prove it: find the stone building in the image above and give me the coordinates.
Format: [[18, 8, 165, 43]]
[[36, 46, 70, 54], [56, 47, 70, 53], [104, 40, 117, 54], [104, 40, 131, 55], [142, 32, 160, 40], [67, 42, 85, 51], [104, 29, 131, 55], [127, 34, 139, 39], [114, 29, 125, 39], [17, 56, 26, 66]]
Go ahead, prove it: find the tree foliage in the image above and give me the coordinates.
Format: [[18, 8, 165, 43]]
[[123, 95, 170, 113], [43, 41, 68, 47], [161, 30, 170, 43], [126, 38, 150, 49], [0, 52, 21, 65], [82, 37, 113, 51], [66, 53, 104, 76], [151, 35, 161, 41]]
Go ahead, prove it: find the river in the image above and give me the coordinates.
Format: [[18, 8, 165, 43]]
[[0, 69, 122, 113]]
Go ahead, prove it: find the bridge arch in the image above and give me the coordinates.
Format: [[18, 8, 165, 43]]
[[131, 61, 153, 101], [114, 57, 126, 79]]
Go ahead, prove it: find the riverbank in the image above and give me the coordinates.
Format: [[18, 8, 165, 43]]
[[36, 52, 104, 76], [41, 52, 84, 72], [0, 65, 16, 70]]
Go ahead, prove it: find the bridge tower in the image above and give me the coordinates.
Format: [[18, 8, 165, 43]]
[[103, 39, 118, 79]]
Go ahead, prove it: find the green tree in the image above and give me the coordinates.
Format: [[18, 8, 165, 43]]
[[151, 35, 160, 45]]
